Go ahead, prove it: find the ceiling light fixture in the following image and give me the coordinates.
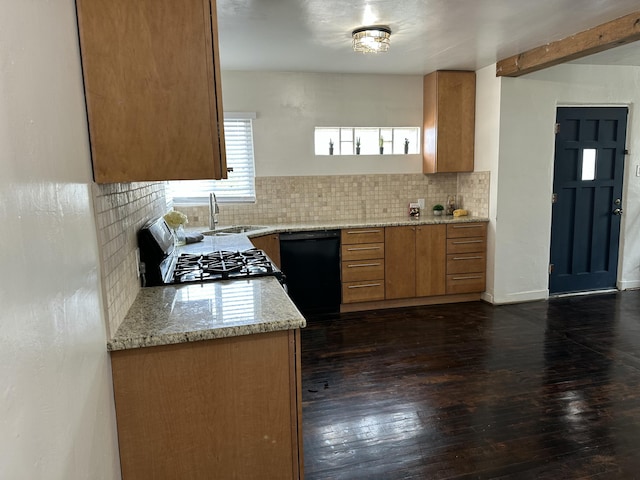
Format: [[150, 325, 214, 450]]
[[352, 25, 391, 53]]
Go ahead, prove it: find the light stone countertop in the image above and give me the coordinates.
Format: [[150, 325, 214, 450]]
[[107, 277, 305, 351], [200, 214, 489, 240], [109, 214, 489, 351]]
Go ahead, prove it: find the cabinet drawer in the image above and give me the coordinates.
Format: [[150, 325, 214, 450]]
[[446, 273, 485, 294], [341, 242, 384, 261], [341, 260, 385, 283], [341, 228, 384, 245], [342, 281, 385, 303], [446, 237, 486, 254], [446, 253, 486, 275], [446, 222, 487, 239]]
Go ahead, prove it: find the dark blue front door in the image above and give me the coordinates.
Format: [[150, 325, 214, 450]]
[[549, 107, 627, 294]]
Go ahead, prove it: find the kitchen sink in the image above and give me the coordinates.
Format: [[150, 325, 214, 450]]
[[201, 225, 267, 236]]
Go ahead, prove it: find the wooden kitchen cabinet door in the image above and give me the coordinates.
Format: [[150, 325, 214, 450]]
[[110, 330, 302, 480], [76, 0, 227, 183], [251, 234, 281, 268], [385, 226, 416, 300], [423, 70, 475, 173], [386, 225, 447, 300], [415, 224, 446, 297]]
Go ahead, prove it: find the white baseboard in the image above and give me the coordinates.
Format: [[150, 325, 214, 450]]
[[617, 280, 640, 290], [491, 289, 548, 305], [482, 284, 639, 305], [480, 291, 494, 304]]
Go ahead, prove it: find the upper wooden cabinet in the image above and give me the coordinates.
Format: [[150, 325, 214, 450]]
[[76, 0, 227, 183], [422, 70, 476, 173]]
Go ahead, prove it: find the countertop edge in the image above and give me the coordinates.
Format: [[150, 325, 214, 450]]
[[253, 217, 490, 236], [199, 216, 490, 239], [107, 316, 306, 352]]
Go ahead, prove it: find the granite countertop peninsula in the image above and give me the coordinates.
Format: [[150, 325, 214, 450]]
[[108, 277, 305, 351], [109, 214, 488, 352]]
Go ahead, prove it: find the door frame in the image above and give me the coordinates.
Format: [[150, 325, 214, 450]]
[[548, 103, 630, 296]]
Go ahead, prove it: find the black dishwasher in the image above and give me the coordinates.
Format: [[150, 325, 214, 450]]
[[279, 230, 341, 314]]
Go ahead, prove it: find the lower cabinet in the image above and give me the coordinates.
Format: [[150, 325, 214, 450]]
[[110, 330, 303, 480], [251, 233, 281, 268], [416, 225, 447, 297], [446, 222, 487, 294], [341, 228, 385, 303], [385, 225, 446, 299]]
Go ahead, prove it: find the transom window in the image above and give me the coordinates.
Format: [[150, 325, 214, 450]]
[[315, 127, 420, 156]]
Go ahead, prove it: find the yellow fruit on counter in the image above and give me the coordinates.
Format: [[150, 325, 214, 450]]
[[453, 209, 468, 217]]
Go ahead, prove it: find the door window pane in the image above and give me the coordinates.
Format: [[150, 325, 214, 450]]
[[581, 149, 597, 181]]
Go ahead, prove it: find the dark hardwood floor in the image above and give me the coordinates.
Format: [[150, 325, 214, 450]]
[[301, 291, 640, 479]]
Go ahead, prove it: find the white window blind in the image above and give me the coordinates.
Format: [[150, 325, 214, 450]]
[[168, 113, 256, 204]]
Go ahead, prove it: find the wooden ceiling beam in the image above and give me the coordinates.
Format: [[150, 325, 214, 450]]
[[496, 10, 640, 77]]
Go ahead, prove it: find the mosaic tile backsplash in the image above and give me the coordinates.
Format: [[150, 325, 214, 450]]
[[93, 182, 167, 337], [178, 172, 490, 227]]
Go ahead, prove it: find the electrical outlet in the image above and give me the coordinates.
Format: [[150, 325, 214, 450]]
[[636, 164, 640, 177]]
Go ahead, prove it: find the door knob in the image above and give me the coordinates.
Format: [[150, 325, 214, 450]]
[[613, 208, 623, 216]]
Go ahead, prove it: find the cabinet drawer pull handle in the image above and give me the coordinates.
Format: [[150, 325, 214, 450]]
[[452, 240, 483, 244], [452, 275, 483, 280], [452, 256, 483, 261], [347, 263, 381, 268], [348, 283, 381, 289], [347, 230, 381, 234], [347, 246, 380, 251], [452, 224, 482, 228]]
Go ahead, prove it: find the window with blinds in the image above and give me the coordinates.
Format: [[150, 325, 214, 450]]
[[168, 113, 257, 204]]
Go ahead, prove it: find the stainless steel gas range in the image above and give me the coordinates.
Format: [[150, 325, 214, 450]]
[[137, 217, 284, 288]]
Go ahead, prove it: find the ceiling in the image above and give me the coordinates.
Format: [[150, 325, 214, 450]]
[[216, 0, 640, 75]]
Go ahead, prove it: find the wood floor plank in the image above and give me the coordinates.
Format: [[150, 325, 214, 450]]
[[301, 291, 640, 479]]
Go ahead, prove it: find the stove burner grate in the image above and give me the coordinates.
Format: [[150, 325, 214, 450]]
[[173, 249, 276, 283]]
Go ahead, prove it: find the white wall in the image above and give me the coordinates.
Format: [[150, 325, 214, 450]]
[[492, 63, 640, 303], [474, 64, 502, 302], [0, 0, 120, 478], [221, 71, 424, 176]]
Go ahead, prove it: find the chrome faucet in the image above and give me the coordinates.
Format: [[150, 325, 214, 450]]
[[209, 192, 219, 230]]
